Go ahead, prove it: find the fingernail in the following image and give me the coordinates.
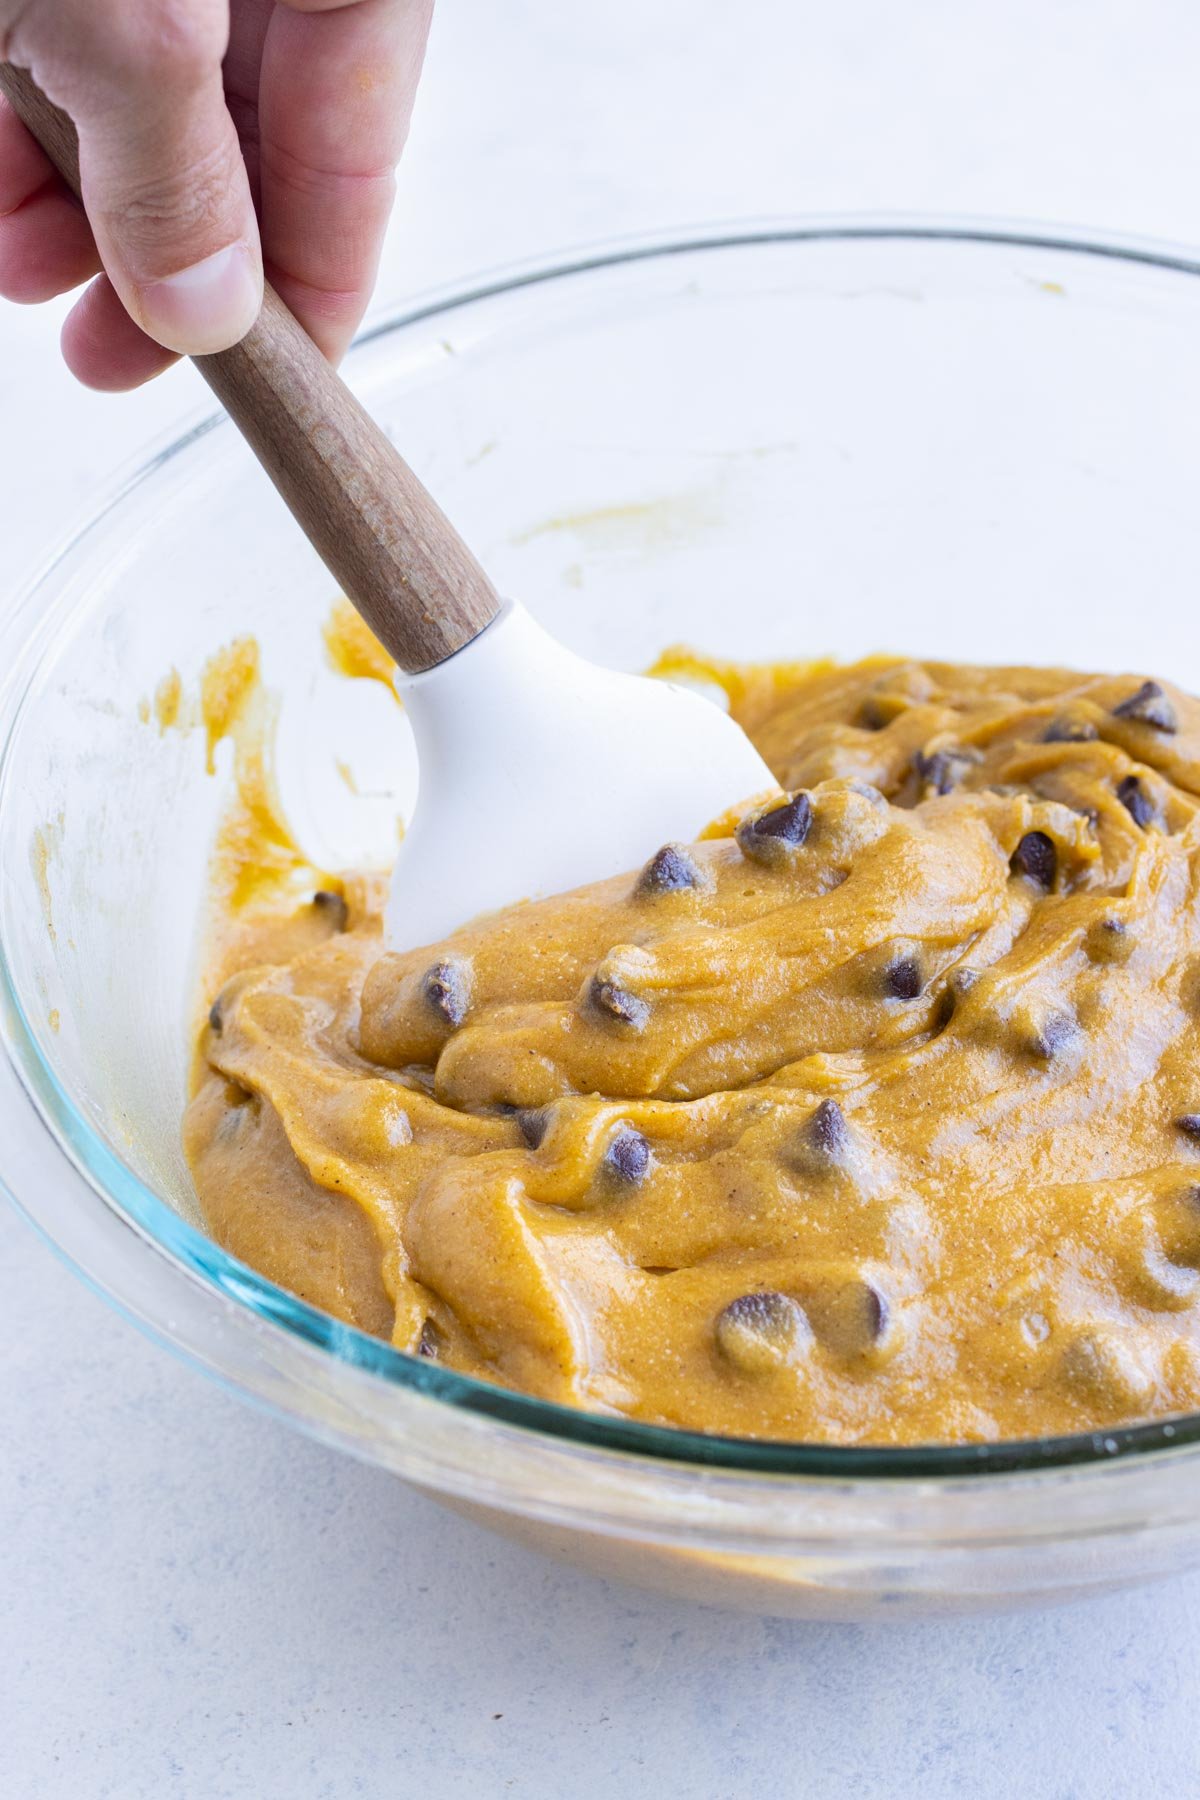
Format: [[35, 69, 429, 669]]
[[134, 242, 261, 355]]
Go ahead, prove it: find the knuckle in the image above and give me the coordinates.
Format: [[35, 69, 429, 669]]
[[262, 139, 397, 211], [114, 139, 238, 255], [104, 0, 227, 87]]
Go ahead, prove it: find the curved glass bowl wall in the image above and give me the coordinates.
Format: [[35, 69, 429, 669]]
[[5, 223, 1200, 1617]]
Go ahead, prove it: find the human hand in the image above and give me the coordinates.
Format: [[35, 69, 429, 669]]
[[0, 0, 432, 388]]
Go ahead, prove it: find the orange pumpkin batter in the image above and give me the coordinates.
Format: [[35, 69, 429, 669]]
[[185, 653, 1200, 1444]]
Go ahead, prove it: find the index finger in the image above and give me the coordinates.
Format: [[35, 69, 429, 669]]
[[258, 0, 432, 362]]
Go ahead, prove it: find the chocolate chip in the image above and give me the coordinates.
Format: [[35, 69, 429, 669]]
[[590, 975, 650, 1030], [755, 795, 813, 843], [516, 1108, 549, 1149], [1176, 1115, 1200, 1143], [807, 1098, 851, 1161], [714, 1291, 809, 1374], [1112, 680, 1177, 733], [208, 995, 224, 1034], [1134, 1191, 1200, 1307], [605, 1127, 650, 1183], [1043, 715, 1098, 744], [913, 748, 978, 796], [1027, 1009, 1077, 1061], [848, 780, 888, 809], [312, 889, 350, 932], [1117, 775, 1155, 829], [809, 1276, 891, 1357], [914, 750, 955, 795], [1137, 1240, 1199, 1311], [215, 1085, 255, 1140], [883, 955, 923, 1000], [422, 959, 471, 1029], [736, 792, 813, 864], [936, 965, 982, 1029], [1011, 831, 1057, 889], [1059, 1325, 1154, 1405], [862, 1283, 889, 1342], [1085, 917, 1135, 965], [416, 1318, 441, 1360], [637, 843, 703, 894]]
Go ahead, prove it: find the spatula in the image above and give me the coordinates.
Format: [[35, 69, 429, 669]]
[[0, 65, 776, 950]]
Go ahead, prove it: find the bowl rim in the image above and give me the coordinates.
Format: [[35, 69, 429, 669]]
[[6, 211, 1200, 1483]]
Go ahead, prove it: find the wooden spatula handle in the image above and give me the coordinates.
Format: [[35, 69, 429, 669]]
[[0, 62, 501, 674]]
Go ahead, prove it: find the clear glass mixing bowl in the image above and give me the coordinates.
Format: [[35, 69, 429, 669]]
[[5, 220, 1200, 1620]]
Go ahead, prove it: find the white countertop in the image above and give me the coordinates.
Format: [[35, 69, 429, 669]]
[[6, 4, 1200, 1794]]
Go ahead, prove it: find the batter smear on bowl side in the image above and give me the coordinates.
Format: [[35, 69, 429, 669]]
[[185, 650, 1200, 1444]]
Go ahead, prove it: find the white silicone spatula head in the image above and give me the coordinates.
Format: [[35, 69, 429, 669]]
[[0, 65, 777, 954], [386, 600, 775, 949]]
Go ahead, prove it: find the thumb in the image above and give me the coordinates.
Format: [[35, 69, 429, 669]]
[[63, 21, 262, 356]]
